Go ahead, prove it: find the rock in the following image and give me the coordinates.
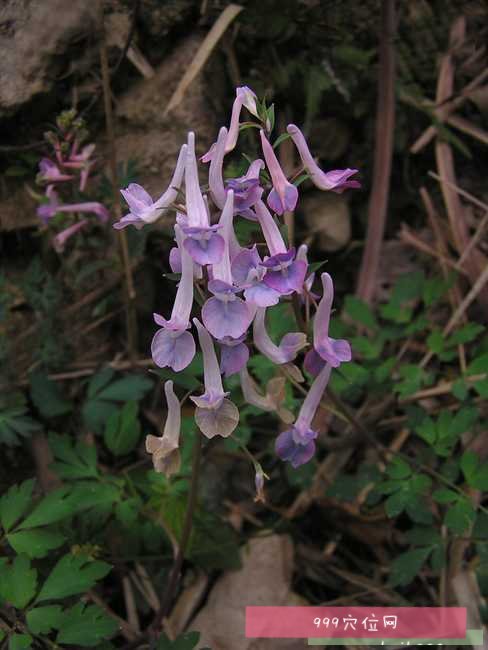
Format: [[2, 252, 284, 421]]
[[0, 0, 98, 118], [190, 534, 307, 650], [115, 34, 218, 197], [0, 187, 38, 231], [301, 192, 351, 252]]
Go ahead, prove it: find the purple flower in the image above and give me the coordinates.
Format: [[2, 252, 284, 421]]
[[225, 160, 264, 217], [219, 335, 249, 377], [239, 365, 281, 414], [169, 241, 202, 279], [261, 249, 307, 295], [236, 86, 259, 118], [37, 186, 110, 224], [145, 380, 181, 477], [253, 199, 287, 256], [209, 126, 263, 217], [52, 219, 89, 252], [183, 132, 225, 265], [154, 226, 194, 331], [287, 124, 361, 193], [202, 191, 253, 339], [37, 185, 60, 223], [151, 329, 196, 373], [260, 130, 298, 215], [253, 461, 268, 503], [114, 144, 187, 229], [37, 158, 73, 184], [253, 307, 307, 364], [275, 362, 332, 468], [64, 142, 96, 191], [231, 247, 280, 307], [296, 244, 319, 300], [304, 272, 352, 376], [201, 86, 258, 163], [208, 126, 229, 210], [190, 319, 239, 439], [151, 225, 196, 371]]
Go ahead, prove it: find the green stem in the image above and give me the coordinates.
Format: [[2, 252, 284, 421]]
[[151, 434, 202, 633]]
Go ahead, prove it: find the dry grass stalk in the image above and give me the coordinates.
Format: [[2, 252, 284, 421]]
[[164, 4, 243, 116], [356, 0, 396, 304]]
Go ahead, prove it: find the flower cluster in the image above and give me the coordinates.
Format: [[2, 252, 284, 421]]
[[36, 109, 109, 252], [121, 88, 357, 484]]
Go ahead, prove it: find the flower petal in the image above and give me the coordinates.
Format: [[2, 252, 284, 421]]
[[151, 329, 195, 371], [194, 398, 239, 438], [220, 341, 249, 377], [202, 297, 252, 340]]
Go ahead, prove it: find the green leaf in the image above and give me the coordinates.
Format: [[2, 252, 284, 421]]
[[97, 375, 153, 402], [405, 526, 441, 546], [385, 490, 410, 517], [451, 379, 468, 401], [48, 433, 98, 480], [450, 407, 479, 437], [432, 488, 458, 504], [7, 529, 65, 558], [426, 330, 444, 354], [422, 274, 453, 306], [82, 399, 118, 434], [447, 323, 484, 346], [115, 498, 141, 528], [460, 450, 478, 483], [386, 457, 411, 479], [29, 370, 72, 418], [55, 603, 118, 647], [26, 605, 63, 634], [189, 512, 241, 571], [467, 353, 488, 375], [445, 498, 476, 534], [8, 634, 33, 650], [394, 364, 432, 398], [87, 368, 115, 399], [37, 554, 112, 602], [0, 400, 41, 447], [67, 482, 120, 512], [374, 357, 396, 383], [0, 554, 37, 609], [409, 474, 432, 493], [471, 464, 488, 490], [415, 417, 436, 445], [104, 401, 141, 456], [344, 295, 377, 329], [388, 546, 433, 587], [0, 480, 35, 532], [405, 496, 433, 524], [461, 451, 488, 490], [393, 271, 425, 302], [350, 336, 383, 359], [473, 378, 488, 399], [17, 486, 75, 529], [272, 132, 292, 149]]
